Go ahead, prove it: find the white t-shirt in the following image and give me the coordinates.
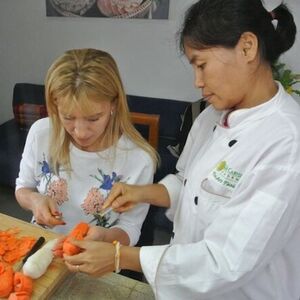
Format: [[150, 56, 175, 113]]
[[141, 83, 300, 299], [16, 118, 154, 246]]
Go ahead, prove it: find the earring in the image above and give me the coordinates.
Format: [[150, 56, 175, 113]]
[[110, 110, 114, 116]]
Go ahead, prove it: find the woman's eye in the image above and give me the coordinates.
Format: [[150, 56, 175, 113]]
[[63, 116, 74, 121], [88, 118, 99, 122], [197, 63, 206, 70]]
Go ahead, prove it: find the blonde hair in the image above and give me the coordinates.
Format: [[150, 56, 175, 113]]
[[45, 48, 158, 173]]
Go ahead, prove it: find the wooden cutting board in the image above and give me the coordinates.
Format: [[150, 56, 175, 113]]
[[0, 213, 70, 299]]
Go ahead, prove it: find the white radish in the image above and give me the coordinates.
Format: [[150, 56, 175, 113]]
[[23, 239, 57, 279]]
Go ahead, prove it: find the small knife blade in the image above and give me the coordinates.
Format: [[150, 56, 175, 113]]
[[23, 236, 45, 264], [13, 236, 45, 272]]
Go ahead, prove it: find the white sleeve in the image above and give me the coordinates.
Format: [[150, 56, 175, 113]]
[[112, 153, 154, 246], [141, 152, 300, 298], [15, 123, 39, 190]]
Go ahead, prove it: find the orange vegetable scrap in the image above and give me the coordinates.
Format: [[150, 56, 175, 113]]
[[63, 222, 90, 255], [0, 228, 36, 265], [0, 261, 14, 298], [8, 291, 30, 300], [13, 272, 33, 296]]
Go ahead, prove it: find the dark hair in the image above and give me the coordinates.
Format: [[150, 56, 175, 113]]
[[179, 0, 297, 64]]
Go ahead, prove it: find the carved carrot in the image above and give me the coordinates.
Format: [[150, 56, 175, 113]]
[[13, 272, 33, 295], [63, 222, 90, 255], [0, 261, 14, 298], [8, 291, 30, 300]]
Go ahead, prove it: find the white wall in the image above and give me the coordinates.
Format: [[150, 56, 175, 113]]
[[0, 0, 299, 123]]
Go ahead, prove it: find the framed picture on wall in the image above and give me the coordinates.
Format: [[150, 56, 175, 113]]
[[46, 0, 170, 19]]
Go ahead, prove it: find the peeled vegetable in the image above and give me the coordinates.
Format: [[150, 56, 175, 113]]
[[63, 222, 89, 255], [22, 239, 57, 279]]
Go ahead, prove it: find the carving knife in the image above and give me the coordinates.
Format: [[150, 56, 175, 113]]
[[14, 236, 46, 271]]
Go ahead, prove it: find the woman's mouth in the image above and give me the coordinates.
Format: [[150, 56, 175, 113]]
[[203, 94, 213, 102]]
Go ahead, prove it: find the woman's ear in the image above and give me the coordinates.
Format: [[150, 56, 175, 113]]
[[238, 32, 259, 63]]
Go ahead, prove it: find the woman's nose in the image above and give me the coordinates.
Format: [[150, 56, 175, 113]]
[[194, 71, 204, 89], [74, 121, 89, 138]]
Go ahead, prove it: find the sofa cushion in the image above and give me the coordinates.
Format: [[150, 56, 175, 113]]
[[13, 104, 48, 130]]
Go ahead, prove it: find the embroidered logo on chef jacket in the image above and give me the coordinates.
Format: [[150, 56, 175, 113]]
[[213, 161, 242, 190], [200, 161, 243, 200]]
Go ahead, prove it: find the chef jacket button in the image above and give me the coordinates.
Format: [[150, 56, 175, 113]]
[[213, 125, 217, 132], [194, 196, 198, 205], [228, 139, 237, 147], [184, 179, 187, 186]]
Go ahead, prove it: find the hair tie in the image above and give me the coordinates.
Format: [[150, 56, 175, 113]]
[[269, 11, 278, 29], [269, 11, 276, 20]]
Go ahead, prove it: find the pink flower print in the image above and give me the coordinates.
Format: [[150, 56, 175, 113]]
[[46, 178, 68, 206], [81, 187, 106, 215]]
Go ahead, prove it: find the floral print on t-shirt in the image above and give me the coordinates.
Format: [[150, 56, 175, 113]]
[[37, 153, 123, 227]]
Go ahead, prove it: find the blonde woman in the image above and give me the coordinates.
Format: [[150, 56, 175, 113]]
[[15, 48, 158, 246]]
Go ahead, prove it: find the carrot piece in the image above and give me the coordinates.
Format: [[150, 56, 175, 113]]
[[8, 291, 30, 300], [0, 261, 14, 298], [0, 229, 36, 266], [63, 222, 90, 255], [13, 272, 33, 296]]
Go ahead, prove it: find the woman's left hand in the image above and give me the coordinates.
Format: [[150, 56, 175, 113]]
[[63, 239, 115, 277], [84, 225, 106, 241]]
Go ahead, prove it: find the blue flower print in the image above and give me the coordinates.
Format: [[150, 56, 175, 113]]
[[38, 153, 53, 189], [90, 169, 123, 191]]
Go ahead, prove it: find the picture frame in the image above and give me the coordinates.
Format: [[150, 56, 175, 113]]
[[46, 0, 170, 19]]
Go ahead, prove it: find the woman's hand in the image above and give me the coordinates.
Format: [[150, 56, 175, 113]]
[[103, 183, 170, 212], [84, 226, 106, 241], [52, 236, 66, 258], [62, 239, 115, 277], [31, 192, 65, 227], [102, 183, 143, 213]]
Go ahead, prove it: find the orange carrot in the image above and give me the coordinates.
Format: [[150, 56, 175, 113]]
[[8, 291, 30, 300], [0, 261, 14, 298], [13, 272, 33, 296], [63, 222, 90, 255], [0, 229, 36, 266]]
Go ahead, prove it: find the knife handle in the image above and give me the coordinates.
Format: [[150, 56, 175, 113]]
[[23, 236, 46, 264]]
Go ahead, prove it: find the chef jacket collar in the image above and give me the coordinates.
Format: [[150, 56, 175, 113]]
[[219, 82, 282, 129]]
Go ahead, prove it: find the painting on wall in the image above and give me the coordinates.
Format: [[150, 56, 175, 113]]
[[46, 0, 170, 19]]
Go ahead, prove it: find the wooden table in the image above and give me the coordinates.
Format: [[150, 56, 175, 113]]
[[0, 213, 154, 300]]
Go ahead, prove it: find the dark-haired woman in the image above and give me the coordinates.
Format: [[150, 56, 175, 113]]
[[58, 1, 300, 299]]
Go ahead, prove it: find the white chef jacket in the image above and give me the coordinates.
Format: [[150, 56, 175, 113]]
[[140, 82, 300, 300]]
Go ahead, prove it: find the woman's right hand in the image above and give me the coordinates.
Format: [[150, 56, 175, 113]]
[[102, 183, 144, 213], [30, 192, 65, 227]]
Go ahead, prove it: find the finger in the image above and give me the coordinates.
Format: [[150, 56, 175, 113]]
[[66, 238, 87, 250], [114, 203, 135, 213], [64, 261, 83, 273], [52, 249, 64, 258], [48, 216, 66, 226], [111, 195, 132, 210], [102, 184, 123, 209], [63, 251, 85, 265]]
